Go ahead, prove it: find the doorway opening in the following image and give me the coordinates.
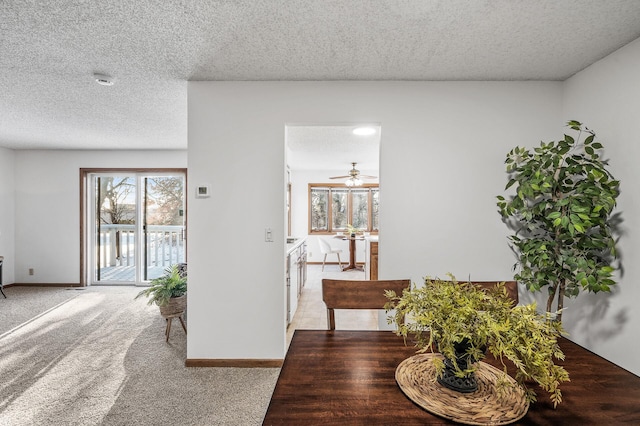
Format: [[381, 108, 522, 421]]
[[80, 168, 187, 286], [284, 124, 380, 337]]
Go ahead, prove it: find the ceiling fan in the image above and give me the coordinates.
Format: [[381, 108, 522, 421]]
[[329, 162, 377, 186]]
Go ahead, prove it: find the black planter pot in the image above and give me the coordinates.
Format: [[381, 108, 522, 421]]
[[437, 339, 483, 393]]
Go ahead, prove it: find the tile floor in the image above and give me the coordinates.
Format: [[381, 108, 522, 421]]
[[286, 263, 380, 345]]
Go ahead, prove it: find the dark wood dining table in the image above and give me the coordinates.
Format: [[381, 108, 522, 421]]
[[340, 235, 364, 271], [263, 330, 640, 425]]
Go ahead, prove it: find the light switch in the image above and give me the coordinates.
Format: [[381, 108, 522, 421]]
[[265, 228, 273, 242]]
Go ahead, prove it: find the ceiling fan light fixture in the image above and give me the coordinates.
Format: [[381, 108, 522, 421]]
[[352, 127, 376, 136], [345, 177, 363, 187]]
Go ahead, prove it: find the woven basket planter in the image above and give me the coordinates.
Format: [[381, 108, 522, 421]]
[[159, 295, 186, 318]]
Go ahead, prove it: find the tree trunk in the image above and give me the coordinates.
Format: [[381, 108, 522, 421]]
[[547, 280, 565, 323], [556, 279, 566, 323], [546, 286, 556, 317]]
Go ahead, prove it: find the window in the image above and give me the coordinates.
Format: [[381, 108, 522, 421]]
[[309, 184, 379, 234]]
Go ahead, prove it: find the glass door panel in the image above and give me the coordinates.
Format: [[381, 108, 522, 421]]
[[143, 176, 186, 281], [95, 175, 137, 283]]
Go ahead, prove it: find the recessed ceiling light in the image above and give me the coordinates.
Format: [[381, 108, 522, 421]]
[[353, 127, 376, 136], [93, 73, 115, 86]]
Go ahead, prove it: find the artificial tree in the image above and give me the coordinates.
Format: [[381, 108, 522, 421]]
[[497, 121, 620, 322]]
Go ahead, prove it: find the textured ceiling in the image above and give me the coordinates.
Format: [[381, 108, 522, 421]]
[[287, 125, 380, 172], [1, 1, 640, 153]]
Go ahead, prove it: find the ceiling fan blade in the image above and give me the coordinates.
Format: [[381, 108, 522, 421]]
[[329, 163, 377, 181]]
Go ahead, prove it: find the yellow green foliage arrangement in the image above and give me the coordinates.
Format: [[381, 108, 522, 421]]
[[385, 275, 569, 407]]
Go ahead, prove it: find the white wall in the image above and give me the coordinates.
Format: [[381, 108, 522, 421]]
[[13, 150, 186, 284], [187, 81, 562, 361], [561, 37, 640, 374], [0, 147, 16, 284]]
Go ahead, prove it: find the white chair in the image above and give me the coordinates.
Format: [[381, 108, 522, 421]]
[[318, 238, 343, 271]]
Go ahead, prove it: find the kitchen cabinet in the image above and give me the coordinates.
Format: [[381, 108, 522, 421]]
[[286, 237, 307, 325], [364, 236, 378, 280]]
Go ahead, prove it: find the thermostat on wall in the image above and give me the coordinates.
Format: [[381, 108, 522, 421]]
[[196, 184, 211, 198]]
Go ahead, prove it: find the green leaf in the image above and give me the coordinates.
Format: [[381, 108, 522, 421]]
[[600, 266, 614, 274]]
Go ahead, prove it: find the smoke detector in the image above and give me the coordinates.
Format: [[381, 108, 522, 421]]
[[93, 73, 115, 86]]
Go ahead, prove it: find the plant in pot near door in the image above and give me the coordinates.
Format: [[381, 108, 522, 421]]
[[135, 264, 187, 337], [385, 275, 569, 407]]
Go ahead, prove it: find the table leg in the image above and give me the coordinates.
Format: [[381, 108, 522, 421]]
[[165, 318, 172, 342], [178, 316, 187, 333], [342, 238, 363, 271]]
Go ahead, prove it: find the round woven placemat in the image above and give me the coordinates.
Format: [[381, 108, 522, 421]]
[[396, 354, 529, 425]]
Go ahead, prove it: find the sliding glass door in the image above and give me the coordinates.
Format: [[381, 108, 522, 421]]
[[142, 176, 186, 281], [89, 172, 185, 284]]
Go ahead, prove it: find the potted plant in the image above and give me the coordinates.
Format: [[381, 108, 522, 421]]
[[135, 264, 187, 318], [346, 224, 358, 237], [385, 275, 569, 407], [497, 121, 620, 322]]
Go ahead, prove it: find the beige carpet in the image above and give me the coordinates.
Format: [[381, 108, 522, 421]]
[[0, 286, 279, 426]]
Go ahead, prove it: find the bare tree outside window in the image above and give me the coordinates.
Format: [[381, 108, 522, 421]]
[[351, 189, 369, 229], [311, 189, 329, 231], [332, 189, 348, 230], [371, 188, 379, 231], [98, 177, 136, 225], [146, 177, 184, 226]]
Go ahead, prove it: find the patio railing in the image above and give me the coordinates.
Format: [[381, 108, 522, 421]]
[[98, 224, 185, 268]]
